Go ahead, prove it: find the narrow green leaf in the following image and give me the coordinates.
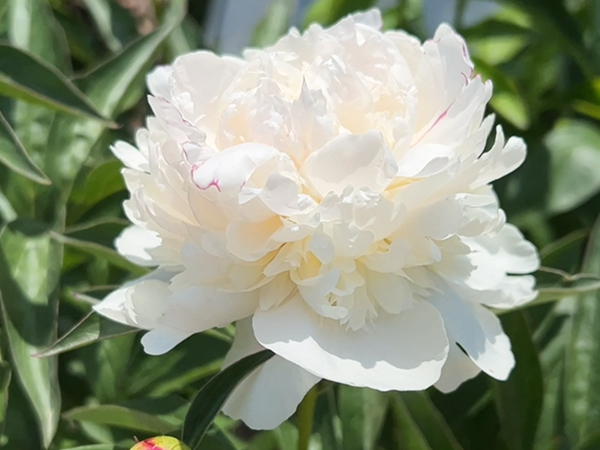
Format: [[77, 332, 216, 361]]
[[61, 446, 128, 450], [565, 216, 600, 445], [182, 350, 274, 450], [491, 312, 543, 450], [0, 361, 11, 427], [0, 44, 112, 123], [546, 119, 600, 214], [7, 0, 72, 165], [0, 223, 61, 448], [81, 0, 138, 52], [45, 0, 185, 192], [0, 109, 50, 184], [35, 311, 137, 358], [338, 386, 388, 450], [252, 0, 295, 47], [389, 395, 433, 450], [303, 0, 377, 27], [397, 392, 463, 450], [50, 231, 148, 276], [8, 0, 70, 72], [64, 404, 181, 434]]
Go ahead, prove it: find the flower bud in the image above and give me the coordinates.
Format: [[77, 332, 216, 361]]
[[130, 436, 191, 450]]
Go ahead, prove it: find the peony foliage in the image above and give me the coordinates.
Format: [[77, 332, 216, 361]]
[[0, 1, 599, 449]]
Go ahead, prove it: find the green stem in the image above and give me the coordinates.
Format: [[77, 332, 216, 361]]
[[297, 385, 318, 450]]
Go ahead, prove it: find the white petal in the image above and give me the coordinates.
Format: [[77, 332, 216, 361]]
[[429, 284, 515, 380], [192, 143, 280, 193], [115, 226, 161, 266], [467, 224, 539, 275], [93, 269, 174, 327], [147, 65, 173, 99], [253, 293, 449, 391], [473, 127, 527, 187], [141, 327, 191, 356], [302, 131, 398, 197], [351, 9, 383, 29], [434, 343, 480, 393], [157, 285, 260, 334], [222, 319, 320, 430], [172, 51, 242, 116], [111, 141, 148, 171]]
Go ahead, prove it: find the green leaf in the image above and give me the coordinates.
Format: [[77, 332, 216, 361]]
[[491, 312, 543, 450], [34, 311, 137, 358], [393, 392, 463, 450], [45, 0, 185, 193], [64, 403, 182, 434], [0, 109, 50, 184], [0, 360, 11, 427], [0, 222, 61, 448], [8, 0, 70, 72], [0, 44, 112, 123], [61, 446, 128, 450], [303, 0, 377, 27], [389, 395, 433, 450], [546, 119, 600, 214], [50, 230, 148, 276], [182, 350, 274, 450], [565, 216, 600, 446], [81, 0, 139, 53], [473, 57, 530, 129], [337, 386, 388, 450], [252, 0, 295, 47]]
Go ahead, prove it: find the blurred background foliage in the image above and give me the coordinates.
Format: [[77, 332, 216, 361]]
[[0, 0, 599, 449]]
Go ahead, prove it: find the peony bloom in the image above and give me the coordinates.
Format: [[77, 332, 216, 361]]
[[96, 10, 539, 430]]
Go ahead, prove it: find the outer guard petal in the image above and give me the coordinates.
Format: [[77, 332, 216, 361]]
[[253, 293, 449, 391], [222, 319, 320, 430]]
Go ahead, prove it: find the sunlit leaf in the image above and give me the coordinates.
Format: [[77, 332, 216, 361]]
[[252, 0, 295, 47], [64, 400, 184, 434], [0, 110, 50, 184], [0, 222, 61, 448], [0, 44, 112, 123], [304, 0, 377, 27], [546, 119, 600, 214], [565, 216, 600, 446], [45, 0, 185, 194]]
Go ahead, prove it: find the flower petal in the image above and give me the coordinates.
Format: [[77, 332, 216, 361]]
[[434, 342, 480, 393], [222, 319, 320, 430], [115, 225, 161, 266], [253, 293, 449, 391], [111, 140, 149, 172], [302, 131, 398, 197], [93, 268, 175, 327], [156, 286, 260, 335], [429, 283, 515, 380]]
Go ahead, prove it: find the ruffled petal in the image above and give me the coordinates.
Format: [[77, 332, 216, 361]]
[[302, 131, 398, 197], [115, 225, 161, 266]]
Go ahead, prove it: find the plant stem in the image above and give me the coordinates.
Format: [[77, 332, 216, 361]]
[[297, 385, 318, 450]]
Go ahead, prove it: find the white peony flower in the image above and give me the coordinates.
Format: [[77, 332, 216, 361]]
[[96, 9, 539, 430]]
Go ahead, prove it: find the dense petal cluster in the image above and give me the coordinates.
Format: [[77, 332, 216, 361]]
[[96, 10, 539, 430]]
